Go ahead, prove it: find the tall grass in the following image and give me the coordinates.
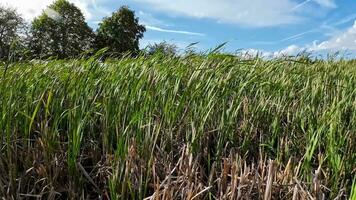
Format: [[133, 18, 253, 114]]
[[0, 55, 355, 199]]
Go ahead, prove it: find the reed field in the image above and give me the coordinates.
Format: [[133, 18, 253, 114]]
[[0, 54, 355, 199]]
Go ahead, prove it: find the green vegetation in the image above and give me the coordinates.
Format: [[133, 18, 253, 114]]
[[0, 0, 146, 61], [96, 6, 146, 56], [1, 1, 354, 199], [0, 6, 26, 61], [0, 54, 355, 199], [146, 41, 178, 56], [29, 0, 95, 59]]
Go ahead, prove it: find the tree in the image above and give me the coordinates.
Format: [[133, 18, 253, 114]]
[[0, 6, 26, 60], [146, 41, 178, 56], [96, 6, 146, 55], [30, 0, 94, 58]]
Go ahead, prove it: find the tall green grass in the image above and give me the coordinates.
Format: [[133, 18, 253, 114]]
[[0, 55, 355, 199]]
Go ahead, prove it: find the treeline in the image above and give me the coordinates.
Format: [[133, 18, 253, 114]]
[[0, 0, 150, 61]]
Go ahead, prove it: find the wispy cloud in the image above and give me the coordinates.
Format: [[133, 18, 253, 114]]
[[280, 29, 316, 42], [145, 25, 205, 36], [134, 0, 301, 27], [255, 17, 346, 45], [309, 20, 356, 51], [291, 0, 312, 11], [332, 13, 356, 26], [134, 0, 338, 27], [292, 0, 337, 11], [313, 0, 336, 8], [277, 21, 356, 55], [251, 29, 317, 46], [274, 45, 306, 56], [245, 20, 356, 58], [138, 11, 166, 27]]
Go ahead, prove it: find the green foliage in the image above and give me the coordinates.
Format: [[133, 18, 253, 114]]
[[146, 41, 178, 56], [96, 6, 146, 56], [29, 0, 94, 58], [0, 6, 27, 61]]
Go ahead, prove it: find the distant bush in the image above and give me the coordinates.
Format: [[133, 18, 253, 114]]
[[146, 41, 178, 56]]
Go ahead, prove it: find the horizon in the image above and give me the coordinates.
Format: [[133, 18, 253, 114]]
[[2, 0, 356, 58]]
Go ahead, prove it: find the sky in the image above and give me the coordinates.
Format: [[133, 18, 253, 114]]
[[2, 0, 356, 57]]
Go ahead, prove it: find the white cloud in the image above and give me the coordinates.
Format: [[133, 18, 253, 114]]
[[280, 30, 316, 42], [0, 0, 95, 21], [248, 19, 356, 57], [1, 0, 52, 21], [313, 0, 336, 8], [332, 13, 356, 26], [134, 0, 338, 27], [309, 20, 356, 51], [138, 11, 165, 27], [239, 49, 273, 58], [138, 11, 203, 37], [2, 0, 338, 28], [240, 45, 306, 59], [146, 25, 205, 36], [70, 0, 94, 20], [273, 45, 306, 57], [292, 0, 336, 11], [135, 0, 302, 27], [291, 0, 313, 11], [242, 21, 356, 58]]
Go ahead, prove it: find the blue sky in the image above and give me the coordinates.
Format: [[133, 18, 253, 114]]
[[3, 0, 356, 57]]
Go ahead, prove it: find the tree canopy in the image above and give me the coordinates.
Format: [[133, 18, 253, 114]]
[[0, 6, 25, 60], [96, 6, 146, 55], [29, 0, 94, 58], [0, 1, 149, 60]]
